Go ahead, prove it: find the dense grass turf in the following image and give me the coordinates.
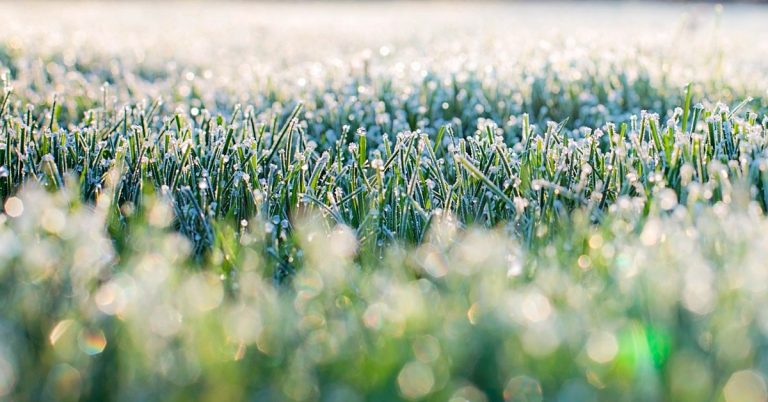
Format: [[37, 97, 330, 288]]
[[2, 3, 768, 401]]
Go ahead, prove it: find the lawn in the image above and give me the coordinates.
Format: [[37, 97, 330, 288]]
[[1, 2, 768, 401]]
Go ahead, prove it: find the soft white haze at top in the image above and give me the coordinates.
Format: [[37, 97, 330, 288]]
[[1, 2, 766, 109]]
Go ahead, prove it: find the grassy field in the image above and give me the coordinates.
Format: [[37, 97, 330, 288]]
[[1, 2, 768, 401]]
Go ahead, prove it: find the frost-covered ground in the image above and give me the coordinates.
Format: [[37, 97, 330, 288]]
[[1, 2, 768, 402]]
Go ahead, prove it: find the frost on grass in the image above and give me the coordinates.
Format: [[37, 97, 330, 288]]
[[1, 2, 768, 401]]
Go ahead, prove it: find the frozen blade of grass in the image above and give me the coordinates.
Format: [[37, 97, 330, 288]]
[[728, 97, 754, 120], [456, 154, 515, 209], [259, 103, 303, 165], [433, 125, 446, 155], [357, 128, 366, 168], [308, 152, 329, 192], [552, 117, 569, 144], [382, 146, 401, 171], [681, 83, 693, 133]]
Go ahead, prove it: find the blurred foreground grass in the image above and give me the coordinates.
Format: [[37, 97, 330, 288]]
[[3, 181, 768, 401]]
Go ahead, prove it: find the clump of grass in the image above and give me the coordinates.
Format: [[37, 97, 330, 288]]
[[0, 80, 765, 270]]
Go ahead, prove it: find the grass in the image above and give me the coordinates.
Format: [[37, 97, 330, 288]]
[[1, 2, 768, 401], [0, 80, 764, 264]]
